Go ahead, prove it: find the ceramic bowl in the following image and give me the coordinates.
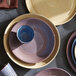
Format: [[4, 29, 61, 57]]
[[26, 0, 76, 26], [71, 39, 76, 64], [66, 31, 76, 72], [4, 14, 60, 69], [8, 17, 55, 63], [35, 68, 71, 76]]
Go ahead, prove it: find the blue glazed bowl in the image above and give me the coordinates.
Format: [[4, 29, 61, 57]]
[[71, 38, 76, 64], [17, 25, 34, 43]]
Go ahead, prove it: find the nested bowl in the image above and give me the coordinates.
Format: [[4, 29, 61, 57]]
[[35, 68, 71, 76], [4, 14, 60, 69], [26, 0, 76, 26]]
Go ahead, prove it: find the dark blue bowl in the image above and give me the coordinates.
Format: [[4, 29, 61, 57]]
[[71, 38, 76, 64], [17, 25, 34, 43]]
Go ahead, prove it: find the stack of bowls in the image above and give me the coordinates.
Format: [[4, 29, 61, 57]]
[[4, 14, 60, 69]]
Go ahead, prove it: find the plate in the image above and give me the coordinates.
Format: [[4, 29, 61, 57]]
[[4, 14, 60, 69], [26, 0, 76, 26]]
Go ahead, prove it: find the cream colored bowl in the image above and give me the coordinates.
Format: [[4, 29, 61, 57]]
[[3, 14, 60, 69], [26, 0, 76, 26]]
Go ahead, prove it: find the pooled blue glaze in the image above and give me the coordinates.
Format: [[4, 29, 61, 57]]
[[71, 39, 76, 64], [17, 25, 34, 43]]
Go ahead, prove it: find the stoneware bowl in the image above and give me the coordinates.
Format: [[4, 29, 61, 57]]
[[0, 63, 17, 76], [35, 68, 71, 76], [71, 39, 76, 64], [26, 0, 76, 26], [17, 25, 34, 43], [4, 14, 60, 69], [8, 17, 55, 64], [66, 31, 76, 72]]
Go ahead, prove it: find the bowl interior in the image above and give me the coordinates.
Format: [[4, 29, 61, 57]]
[[66, 31, 76, 72], [71, 39, 76, 64], [8, 18, 55, 63]]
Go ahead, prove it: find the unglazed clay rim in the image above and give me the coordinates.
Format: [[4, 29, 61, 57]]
[[25, 0, 76, 26], [3, 14, 60, 69], [35, 68, 71, 76], [10, 18, 55, 64], [66, 31, 76, 72]]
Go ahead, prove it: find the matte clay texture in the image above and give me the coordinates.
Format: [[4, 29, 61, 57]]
[[35, 68, 71, 76], [0, 0, 18, 8], [26, 0, 76, 26], [71, 39, 76, 64], [66, 31, 76, 72], [9, 18, 55, 63]]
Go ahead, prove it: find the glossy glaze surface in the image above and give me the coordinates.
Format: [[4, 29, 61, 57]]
[[66, 31, 76, 72], [26, 0, 76, 26]]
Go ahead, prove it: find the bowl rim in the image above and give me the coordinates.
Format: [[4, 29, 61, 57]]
[[9, 16, 56, 64], [3, 14, 60, 69], [66, 31, 76, 72]]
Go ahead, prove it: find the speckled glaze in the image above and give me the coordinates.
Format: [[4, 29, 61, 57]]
[[35, 68, 71, 76], [9, 18, 55, 63], [66, 31, 76, 72]]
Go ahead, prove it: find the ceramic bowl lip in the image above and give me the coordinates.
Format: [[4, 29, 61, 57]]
[[71, 38, 76, 64], [17, 25, 34, 43], [9, 16, 56, 64], [25, 0, 76, 26], [3, 14, 60, 69], [35, 68, 71, 76], [66, 31, 76, 72]]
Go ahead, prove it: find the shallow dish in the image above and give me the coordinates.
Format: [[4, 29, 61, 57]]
[[35, 68, 71, 76], [4, 14, 60, 69], [9, 18, 55, 63], [26, 0, 76, 26], [66, 31, 76, 72]]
